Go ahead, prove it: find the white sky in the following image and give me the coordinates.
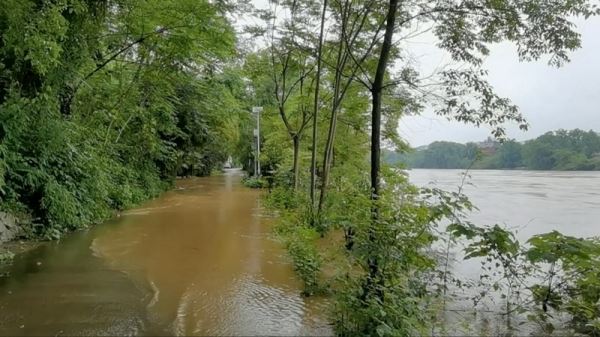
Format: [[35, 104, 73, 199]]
[[398, 17, 600, 146], [244, 1, 600, 147]]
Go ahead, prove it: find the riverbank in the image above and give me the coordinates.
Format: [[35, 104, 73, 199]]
[[262, 169, 600, 336], [0, 212, 40, 266]]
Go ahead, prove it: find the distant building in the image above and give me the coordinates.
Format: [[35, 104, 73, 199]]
[[476, 137, 499, 155]]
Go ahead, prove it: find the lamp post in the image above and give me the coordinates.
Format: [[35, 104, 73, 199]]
[[252, 106, 263, 177]]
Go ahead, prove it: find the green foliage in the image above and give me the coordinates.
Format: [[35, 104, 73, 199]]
[[388, 129, 600, 171], [450, 225, 600, 336], [526, 231, 600, 265], [2, 0, 594, 334], [267, 145, 600, 336], [390, 141, 480, 169], [485, 140, 524, 169], [270, 195, 324, 296], [522, 130, 600, 170], [284, 224, 323, 296], [248, 0, 600, 333], [448, 223, 520, 259], [0, 250, 15, 265], [526, 232, 600, 335], [242, 176, 268, 189], [254, 0, 600, 332], [0, 0, 245, 238], [334, 277, 429, 337]]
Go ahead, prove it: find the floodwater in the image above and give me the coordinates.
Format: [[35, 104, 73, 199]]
[[0, 169, 330, 336], [409, 169, 600, 335], [2, 169, 598, 336], [409, 169, 600, 241]]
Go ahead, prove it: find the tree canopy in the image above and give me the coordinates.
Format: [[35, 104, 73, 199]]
[[0, 0, 248, 238]]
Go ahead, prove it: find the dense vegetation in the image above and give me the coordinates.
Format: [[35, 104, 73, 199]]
[[246, 0, 600, 336], [0, 0, 250, 239], [386, 129, 600, 170], [2, 0, 600, 336]]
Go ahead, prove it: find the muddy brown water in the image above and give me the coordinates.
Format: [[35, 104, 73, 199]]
[[409, 169, 600, 335], [0, 170, 331, 336]]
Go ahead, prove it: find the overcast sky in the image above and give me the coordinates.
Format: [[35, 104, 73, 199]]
[[244, 2, 600, 147], [398, 17, 600, 146]]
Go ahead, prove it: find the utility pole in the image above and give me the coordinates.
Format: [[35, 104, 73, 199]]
[[252, 106, 263, 177]]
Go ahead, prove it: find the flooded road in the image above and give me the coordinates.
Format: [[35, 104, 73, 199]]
[[0, 170, 330, 336]]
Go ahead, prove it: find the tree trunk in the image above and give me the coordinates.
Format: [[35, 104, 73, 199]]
[[365, 0, 398, 300], [371, 0, 397, 208], [317, 110, 337, 214], [310, 0, 328, 216], [292, 135, 300, 190], [317, 8, 347, 216]]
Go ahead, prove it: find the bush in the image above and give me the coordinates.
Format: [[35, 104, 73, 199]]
[[286, 225, 323, 296], [273, 215, 325, 296], [0, 0, 243, 240], [242, 176, 268, 189]]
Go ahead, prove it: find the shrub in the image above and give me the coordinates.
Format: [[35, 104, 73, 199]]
[[243, 176, 268, 189]]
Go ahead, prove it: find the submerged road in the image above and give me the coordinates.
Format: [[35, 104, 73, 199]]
[[0, 169, 330, 336]]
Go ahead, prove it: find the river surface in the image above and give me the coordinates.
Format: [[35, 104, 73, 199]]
[[0, 170, 330, 336], [409, 169, 600, 335], [409, 169, 600, 241], [410, 169, 600, 283]]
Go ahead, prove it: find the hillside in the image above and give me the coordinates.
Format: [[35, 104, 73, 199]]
[[386, 129, 600, 170]]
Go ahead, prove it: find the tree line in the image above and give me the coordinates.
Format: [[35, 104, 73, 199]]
[[386, 129, 600, 170]]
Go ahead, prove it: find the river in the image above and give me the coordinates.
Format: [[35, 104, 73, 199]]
[[409, 169, 600, 335], [0, 170, 330, 336], [409, 169, 600, 241]]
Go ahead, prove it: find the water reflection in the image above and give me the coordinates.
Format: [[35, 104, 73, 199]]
[[0, 232, 145, 336]]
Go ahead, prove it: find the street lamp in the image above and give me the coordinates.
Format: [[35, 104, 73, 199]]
[[252, 106, 263, 177]]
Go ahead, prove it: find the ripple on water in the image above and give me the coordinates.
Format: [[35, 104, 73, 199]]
[[168, 275, 331, 336]]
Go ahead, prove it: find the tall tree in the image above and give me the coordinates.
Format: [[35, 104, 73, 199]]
[[316, 0, 385, 215], [0, 0, 242, 236], [309, 0, 328, 211], [345, 0, 600, 324], [260, 0, 318, 190]]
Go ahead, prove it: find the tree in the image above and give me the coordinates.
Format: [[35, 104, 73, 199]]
[[0, 0, 243, 237], [310, 0, 328, 211], [497, 140, 523, 169], [337, 0, 600, 333], [316, 0, 389, 217], [249, 0, 321, 190]]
